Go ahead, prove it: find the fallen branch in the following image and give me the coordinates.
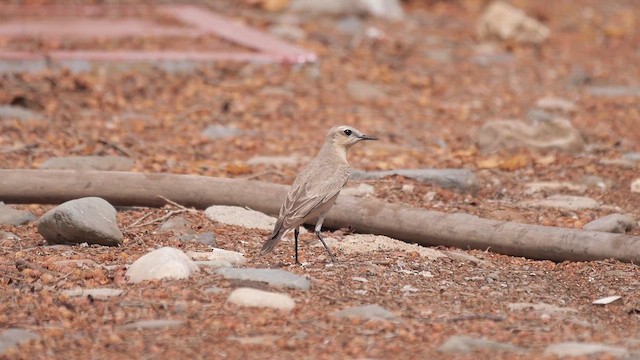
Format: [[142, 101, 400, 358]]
[[1, 169, 639, 263]]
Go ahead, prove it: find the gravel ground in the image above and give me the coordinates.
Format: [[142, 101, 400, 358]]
[[0, 0, 639, 359]]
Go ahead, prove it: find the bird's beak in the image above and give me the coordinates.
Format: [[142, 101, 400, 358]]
[[358, 134, 378, 141]]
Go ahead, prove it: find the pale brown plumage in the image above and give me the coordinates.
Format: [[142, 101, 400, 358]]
[[260, 125, 377, 263]]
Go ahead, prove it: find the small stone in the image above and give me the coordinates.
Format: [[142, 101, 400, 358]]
[[0, 203, 36, 226], [126, 247, 199, 283], [341, 183, 375, 197], [622, 152, 640, 162], [507, 302, 578, 316], [476, 118, 585, 153], [204, 206, 276, 231], [216, 268, 310, 290], [157, 216, 193, 234], [289, 0, 404, 21], [593, 295, 622, 305], [584, 214, 637, 234], [346, 80, 387, 102], [543, 342, 628, 358], [586, 86, 640, 98], [631, 178, 640, 193], [39, 156, 134, 171], [351, 168, 477, 193], [535, 96, 576, 113], [438, 335, 524, 354], [201, 125, 253, 139], [227, 287, 295, 311], [119, 319, 184, 331], [0, 328, 41, 355], [520, 195, 600, 210], [203, 286, 224, 294], [187, 249, 246, 267], [600, 158, 637, 169], [0, 231, 19, 240], [37, 197, 123, 246], [227, 335, 281, 345], [0, 105, 44, 122], [62, 288, 123, 300], [332, 304, 398, 321], [524, 181, 587, 195], [177, 232, 216, 246], [476, 1, 550, 44], [401, 184, 415, 193], [246, 155, 305, 167], [580, 175, 609, 190]]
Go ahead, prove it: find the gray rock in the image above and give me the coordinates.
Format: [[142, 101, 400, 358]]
[[119, 319, 184, 331], [0, 203, 36, 225], [520, 195, 600, 211], [204, 205, 276, 231], [336, 16, 364, 35], [61, 288, 123, 300], [0, 328, 40, 355], [227, 287, 295, 311], [476, 118, 585, 153], [157, 216, 193, 234], [201, 125, 253, 139], [543, 342, 628, 358], [37, 197, 123, 246], [289, 0, 404, 21], [580, 175, 609, 190], [535, 96, 576, 113], [438, 335, 525, 354], [39, 156, 134, 171], [351, 168, 478, 193], [332, 304, 398, 321], [476, 1, 550, 44], [187, 249, 246, 267], [216, 268, 310, 291], [0, 105, 44, 122], [586, 86, 640, 98], [346, 80, 387, 102], [177, 232, 216, 246], [126, 247, 199, 283], [584, 214, 637, 234]]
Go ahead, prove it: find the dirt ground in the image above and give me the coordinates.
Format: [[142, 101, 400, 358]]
[[0, 0, 639, 359]]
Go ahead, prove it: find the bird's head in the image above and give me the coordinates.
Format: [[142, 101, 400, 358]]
[[326, 125, 378, 148]]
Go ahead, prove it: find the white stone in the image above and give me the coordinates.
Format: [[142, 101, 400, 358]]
[[126, 247, 199, 283], [520, 195, 600, 210], [535, 97, 576, 113], [524, 181, 587, 195], [119, 319, 184, 331], [631, 178, 640, 193], [544, 342, 628, 358], [227, 288, 295, 311], [477, 1, 550, 44], [62, 288, 123, 300], [507, 302, 578, 315], [205, 205, 276, 231], [187, 249, 246, 266], [592, 295, 622, 305], [324, 234, 446, 260]]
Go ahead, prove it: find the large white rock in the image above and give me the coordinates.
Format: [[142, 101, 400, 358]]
[[227, 288, 295, 311], [126, 247, 199, 283], [205, 205, 276, 231]]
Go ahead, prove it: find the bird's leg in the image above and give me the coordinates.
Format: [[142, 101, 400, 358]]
[[315, 216, 337, 263], [294, 227, 300, 265]]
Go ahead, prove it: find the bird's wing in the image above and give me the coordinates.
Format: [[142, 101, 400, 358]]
[[277, 166, 350, 232]]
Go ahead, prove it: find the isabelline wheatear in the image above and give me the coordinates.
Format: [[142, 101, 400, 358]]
[[260, 125, 377, 264]]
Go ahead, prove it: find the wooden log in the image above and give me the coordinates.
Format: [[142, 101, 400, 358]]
[[1, 169, 639, 263]]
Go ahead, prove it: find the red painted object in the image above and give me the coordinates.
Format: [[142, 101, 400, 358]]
[[0, 4, 316, 65]]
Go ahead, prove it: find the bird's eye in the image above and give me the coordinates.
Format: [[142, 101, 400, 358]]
[[343, 129, 352, 136]]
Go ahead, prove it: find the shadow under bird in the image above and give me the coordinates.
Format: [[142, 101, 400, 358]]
[[260, 125, 378, 264]]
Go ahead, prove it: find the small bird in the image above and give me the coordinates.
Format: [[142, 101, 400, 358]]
[[260, 125, 377, 264]]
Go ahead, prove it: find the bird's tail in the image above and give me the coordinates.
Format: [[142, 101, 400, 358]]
[[260, 226, 284, 255]]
